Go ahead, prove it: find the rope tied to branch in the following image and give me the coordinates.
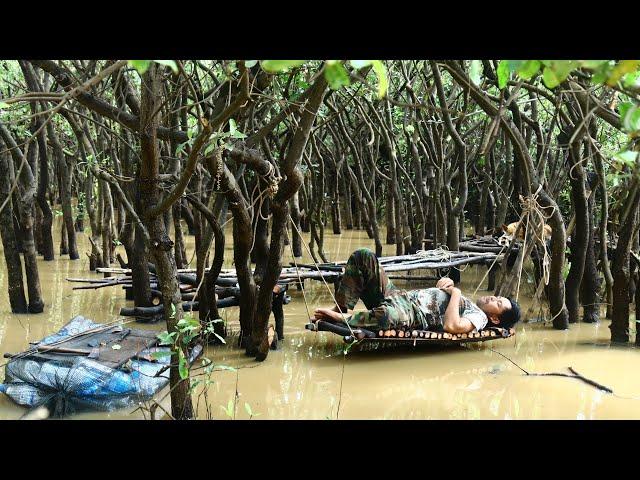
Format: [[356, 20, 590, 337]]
[[261, 161, 281, 200], [518, 185, 553, 287], [415, 245, 473, 273]]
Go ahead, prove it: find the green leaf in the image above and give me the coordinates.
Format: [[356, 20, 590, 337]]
[[542, 67, 562, 89], [469, 60, 483, 86], [213, 332, 226, 344], [244, 60, 258, 68], [542, 61, 575, 89], [517, 60, 541, 80], [244, 402, 253, 416], [176, 141, 188, 156], [153, 60, 179, 73], [231, 130, 247, 139], [128, 60, 151, 75], [150, 350, 173, 360], [580, 60, 609, 69], [607, 60, 640, 86], [614, 150, 639, 165], [178, 348, 189, 379], [220, 399, 234, 418], [157, 331, 177, 346], [621, 104, 640, 133], [619, 102, 634, 119], [229, 118, 237, 135], [623, 71, 640, 89], [204, 143, 216, 156], [497, 60, 510, 89], [260, 60, 306, 73], [0, 102, 8, 109], [177, 315, 200, 331], [324, 62, 351, 91], [371, 60, 388, 99], [188, 379, 202, 394], [170, 302, 176, 319]]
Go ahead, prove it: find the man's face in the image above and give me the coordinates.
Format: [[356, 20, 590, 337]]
[[476, 295, 512, 324]]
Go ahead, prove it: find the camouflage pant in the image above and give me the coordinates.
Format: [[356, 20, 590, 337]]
[[336, 248, 397, 311], [335, 249, 415, 329]]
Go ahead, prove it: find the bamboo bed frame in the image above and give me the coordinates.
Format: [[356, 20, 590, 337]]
[[305, 320, 515, 347]]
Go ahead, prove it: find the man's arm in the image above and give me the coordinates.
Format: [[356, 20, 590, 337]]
[[313, 307, 352, 323], [441, 287, 475, 334]]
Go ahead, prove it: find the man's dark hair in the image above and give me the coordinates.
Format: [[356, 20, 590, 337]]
[[498, 297, 521, 329]]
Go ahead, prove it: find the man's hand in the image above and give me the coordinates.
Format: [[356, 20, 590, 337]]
[[436, 277, 455, 294], [441, 285, 460, 296]]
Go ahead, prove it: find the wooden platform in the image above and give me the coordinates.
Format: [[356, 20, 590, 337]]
[[5, 317, 159, 369], [92, 248, 502, 287]]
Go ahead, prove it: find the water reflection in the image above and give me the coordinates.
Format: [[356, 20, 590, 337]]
[[0, 220, 639, 419]]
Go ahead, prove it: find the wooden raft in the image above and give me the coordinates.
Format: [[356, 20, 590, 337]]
[[305, 320, 515, 347], [4, 316, 159, 369]]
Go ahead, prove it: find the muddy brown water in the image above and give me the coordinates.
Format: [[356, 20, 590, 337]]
[[1, 220, 639, 419]]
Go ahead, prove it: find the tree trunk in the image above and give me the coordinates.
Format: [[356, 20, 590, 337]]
[[0, 124, 44, 313], [139, 63, 193, 419], [249, 74, 327, 361], [581, 175, 600, 323], [289, 191, 303, 257], [565, 142, 589, 323], [341, 169, 353, 230], [385, 183, 395, 244], [173, 201, 188, 269], [0, 151, 28, 312], [611, 184, 640, 343]]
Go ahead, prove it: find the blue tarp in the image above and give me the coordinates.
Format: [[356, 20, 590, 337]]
[[0, 316, 170, 417]]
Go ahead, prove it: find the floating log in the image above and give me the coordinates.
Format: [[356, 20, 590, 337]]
[[288, 262, 343, 272], [388, 275, 439, 281], [305, 321, 375, 340], [119, 297, 240, 318]]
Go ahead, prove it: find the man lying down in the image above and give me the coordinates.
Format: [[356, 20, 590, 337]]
[[312, 248, 521, 335]]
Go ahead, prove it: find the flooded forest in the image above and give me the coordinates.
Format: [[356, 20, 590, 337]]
[[1, 59, 640, 420]]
